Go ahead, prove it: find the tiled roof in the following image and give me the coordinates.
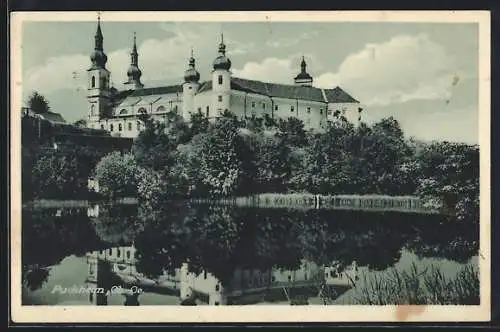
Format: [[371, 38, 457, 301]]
[[110, 79, 359, 105], [231, 77, 358, 104], [324, 87, 359, 103], [130, 85, 182, 97]]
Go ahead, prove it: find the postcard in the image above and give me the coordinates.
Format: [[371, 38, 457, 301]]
[[10, 10, 491, 323]]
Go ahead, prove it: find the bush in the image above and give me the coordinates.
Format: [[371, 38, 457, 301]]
[[94, 151, 138, 198]]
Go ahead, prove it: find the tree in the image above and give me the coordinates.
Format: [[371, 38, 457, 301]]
[[416, 142, 479, 223], [197, 116, 252, 197], [27, 91, 50, 114], [244, 132, 291, 193], [94, 151, 139, 198], [277, 117, 308, 148]]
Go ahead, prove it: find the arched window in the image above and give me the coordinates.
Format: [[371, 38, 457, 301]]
[[128, 122, 132, 131], [156, 105, 166, 113], [118, 123, 122, 131], [91, 76, 96, 88], [137, 107, 147, 115], [110, 124, 114, 132], [206, 106, 209, 117], [117, 248, 121, 258], [100, 124, 104, 130], [119, 109, 128, 115], [90, 104, 95, 115], [218, 75, 223, 85]]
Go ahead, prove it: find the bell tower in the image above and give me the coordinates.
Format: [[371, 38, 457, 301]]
[[182, 48, 201, 122], [124, 32, 144, 89], [294, 56, 313, 87], [211, 33, 232, 118], [87, 15, 112, 125]]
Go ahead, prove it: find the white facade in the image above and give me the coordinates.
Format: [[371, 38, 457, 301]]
[[85, 20, 362, 137], [86, 244, 358, 305]]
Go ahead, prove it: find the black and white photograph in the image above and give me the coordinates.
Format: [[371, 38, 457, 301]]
[[10, 11, 490, 323]]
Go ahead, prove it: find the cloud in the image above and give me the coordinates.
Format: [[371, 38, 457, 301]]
[[232, 53, 319, 84], [232, 58, 294, 84], [314, 34, 460, 106], [23, 22, 224, 97], [266, 30, 320, 48]]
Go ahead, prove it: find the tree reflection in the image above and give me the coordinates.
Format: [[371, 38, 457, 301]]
[[22, 207, 103, 291]]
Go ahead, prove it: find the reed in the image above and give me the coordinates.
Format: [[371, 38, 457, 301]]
[[351, 263, 479, 305]]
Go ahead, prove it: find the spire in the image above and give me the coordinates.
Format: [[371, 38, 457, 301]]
[[90, 15, 107, 69], [95, 14, 103, 51], [184, 48, 200, 83], [188, 47, 196, 67], [294, 55, 313, 86], [125, 32, 143, 88], [218, 32, 226, 55], [301, 55, 307, 72], [130, 32, 138, 66]]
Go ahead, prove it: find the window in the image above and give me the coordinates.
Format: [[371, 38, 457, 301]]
[[117, 249, 121, 258], [320, 109, 323, 115], [90, 104, 95, 115], [128, 122, 132, 131], [274, 105, 278, 111], [291, 106, 294, 112], [288, 275, 292, 281], [118, 123, 122, 131], [198, 107, 202, 113], [110, 124, 114, 132], [206, 106, 209, 117], [157, 106, 165, 113], [138, 107, 147, 115], [91, 76, 96, 88], [126, 251, 131, 259], [328, 110, 333, 116], [108, 249, 112, 255], [218, 75, 223, 85], [262, 103, 266, 109], [119, 109, 128, 115], [100, 124, 104, 130], [272, 276, 276, 282], [307, 107, 311, 114], [304, 273, 308, 280], [204, 270, 207, 280], [215, 284, 220, 292], [251, 101, 255, 108], [218, 95, 223, 102]]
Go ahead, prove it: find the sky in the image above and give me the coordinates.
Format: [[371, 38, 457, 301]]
[[20, 20, 480, 144]]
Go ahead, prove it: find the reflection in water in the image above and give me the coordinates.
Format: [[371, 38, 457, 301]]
[[22, 202, 478, 305]]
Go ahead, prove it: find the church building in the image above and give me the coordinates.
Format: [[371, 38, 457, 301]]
[[86, 18, 362, 138]]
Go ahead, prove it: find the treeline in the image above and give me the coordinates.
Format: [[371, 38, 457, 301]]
[[93, 110, 479, 224]]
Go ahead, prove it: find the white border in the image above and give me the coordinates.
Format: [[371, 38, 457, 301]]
[[10, 10, 491, 323]]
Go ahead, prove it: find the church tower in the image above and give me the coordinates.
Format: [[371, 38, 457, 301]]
[[294, 56, 313, 87], [182, 49, 201, 122], [87, 16, 112, 124], [211, 33, 231, 117], [124, 32, 144, 89]]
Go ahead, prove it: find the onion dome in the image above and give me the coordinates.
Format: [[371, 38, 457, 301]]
[[184, 49, 201, 83], [90, 16, 108, 69], [125, 32, 143, 87], [212, 33, 231, 71]]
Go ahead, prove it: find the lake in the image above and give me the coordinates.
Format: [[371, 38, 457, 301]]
[[21, 201, 479, 305]]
